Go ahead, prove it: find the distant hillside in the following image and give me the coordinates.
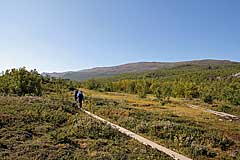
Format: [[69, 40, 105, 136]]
[[42, 59, 239, 80]]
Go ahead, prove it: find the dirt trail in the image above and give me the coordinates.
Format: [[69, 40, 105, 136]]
[[186, 104, 239, 120], [81, 109, 192, 160]]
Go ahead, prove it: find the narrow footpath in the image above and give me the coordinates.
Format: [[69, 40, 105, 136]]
[[81, 109, 192, 160]]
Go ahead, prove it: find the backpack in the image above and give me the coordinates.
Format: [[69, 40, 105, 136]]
[[77, 92, 83, 100]]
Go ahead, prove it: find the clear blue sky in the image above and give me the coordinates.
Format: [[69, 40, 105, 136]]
[[0, 0, 240, 72]]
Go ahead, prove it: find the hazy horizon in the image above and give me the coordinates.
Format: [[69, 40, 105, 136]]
[[1, 0, 240, 72], [0, 58, 239, 73]]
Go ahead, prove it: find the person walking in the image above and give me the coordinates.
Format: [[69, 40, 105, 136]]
[[77, 91, 84, 109], [74, 90, 78, 102]]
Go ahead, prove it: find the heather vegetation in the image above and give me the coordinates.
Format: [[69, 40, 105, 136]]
[[0, 68, 171, 159], [82, 89, 240, 160]]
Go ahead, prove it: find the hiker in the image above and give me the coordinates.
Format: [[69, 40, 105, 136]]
[[74, 90, 78, 102], [77, 91, 84, 109]]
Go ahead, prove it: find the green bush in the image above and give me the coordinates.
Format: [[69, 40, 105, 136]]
[[0, 67, 42, 96], [191, 144, 210, 157], [220, 137, 234, 151], [218, 105, 232, 113], [42, 109, 68, 126], [203, 95, 213, 104], [136, 121, 149, 133]]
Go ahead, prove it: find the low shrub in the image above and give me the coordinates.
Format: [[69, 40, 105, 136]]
[[203, 95, 213, 104]]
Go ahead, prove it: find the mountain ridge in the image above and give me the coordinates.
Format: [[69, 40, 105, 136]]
[[42, 59, 239, 80]]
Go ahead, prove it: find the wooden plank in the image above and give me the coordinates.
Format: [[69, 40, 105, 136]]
[[81, 109, 192, 160], [186, 104, 239, 120]]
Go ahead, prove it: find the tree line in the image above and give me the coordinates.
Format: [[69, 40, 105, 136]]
[[82, 65, 240, 105], [1, 65, 239, 105], [0, 67, 79, 96]]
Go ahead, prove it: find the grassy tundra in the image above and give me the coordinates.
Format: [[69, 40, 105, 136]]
[[0, 68, 171, 159], [0, 93, 173, 160], [82, 88, 240, 159]]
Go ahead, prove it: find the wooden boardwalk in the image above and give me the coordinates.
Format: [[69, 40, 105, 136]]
[[186, 104, 239, 120], [81, 109, 192, 160]]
